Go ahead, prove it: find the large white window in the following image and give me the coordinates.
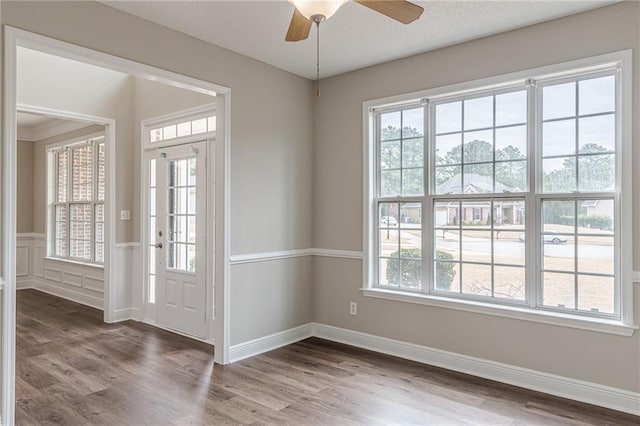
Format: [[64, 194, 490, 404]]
[[49, 136, 105, 264], [365, 53, 633, 329]]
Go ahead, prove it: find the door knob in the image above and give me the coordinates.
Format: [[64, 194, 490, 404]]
[[154, 242, 163, 249]]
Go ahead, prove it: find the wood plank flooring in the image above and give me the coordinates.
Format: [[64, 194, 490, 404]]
[[16, 289, 640, 425]]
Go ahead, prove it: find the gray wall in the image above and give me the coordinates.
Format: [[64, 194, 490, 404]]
[[1, 0, 315, 344], [312, 1, 640, 392]]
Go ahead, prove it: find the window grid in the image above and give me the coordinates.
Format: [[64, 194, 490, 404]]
[[372, 66, 620, 321], [148, 158, 157, 304], [166, 158, 197, 273], [50, 138, 105, 264], [375, 105, 425, 289], [150, 115, 216, 143]]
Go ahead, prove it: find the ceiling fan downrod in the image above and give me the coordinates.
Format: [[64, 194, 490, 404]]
[[312, 15, 324, 97]]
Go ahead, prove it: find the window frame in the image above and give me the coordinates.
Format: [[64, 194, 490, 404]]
[[141, 103, 216, 150], [362, 51, 636, 335], [48, 134, 105, 265]]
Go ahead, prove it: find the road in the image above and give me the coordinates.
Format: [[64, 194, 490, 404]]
[[436, 233, 613, 259]]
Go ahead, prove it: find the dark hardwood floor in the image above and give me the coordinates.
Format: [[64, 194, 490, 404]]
[[16, 289, 639, 425]]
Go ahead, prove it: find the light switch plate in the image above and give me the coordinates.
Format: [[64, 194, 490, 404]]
[[120, 210, 131, 221]]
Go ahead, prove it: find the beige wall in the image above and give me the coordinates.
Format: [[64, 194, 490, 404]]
[[16, 140, 33, 233], [1, 0, 314, 344], [313, 2, 640, 392], [17, 47, 135, 243], [132, 77, 215, 243]]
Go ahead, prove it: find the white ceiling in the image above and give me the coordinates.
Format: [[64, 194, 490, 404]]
[[102, 0, 615, 79], [17, 112, 62, 129], [17, 112, 90, 142]]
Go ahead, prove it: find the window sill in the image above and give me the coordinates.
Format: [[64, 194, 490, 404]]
[[361, 287, 637, 337], [44, 257, 104, 270]]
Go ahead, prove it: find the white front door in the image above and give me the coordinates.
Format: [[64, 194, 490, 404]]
[[154, 142, 207, 338]]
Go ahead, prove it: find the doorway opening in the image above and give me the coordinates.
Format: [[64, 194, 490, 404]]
[[3, 26, 231, 425]]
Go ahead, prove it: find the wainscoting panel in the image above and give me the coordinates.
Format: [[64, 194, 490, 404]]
[[16, 233, 105, 309], [16, 246, 29, 277]]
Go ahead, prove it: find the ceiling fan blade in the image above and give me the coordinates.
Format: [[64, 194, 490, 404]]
[[354, 0, 424, 24], [285, 9, 312, 42]]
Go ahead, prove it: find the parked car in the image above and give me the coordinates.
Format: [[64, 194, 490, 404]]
[[380, 216, 398, 226], [519, 231, 568, 244]]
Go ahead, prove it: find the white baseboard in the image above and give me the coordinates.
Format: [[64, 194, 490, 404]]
[[311, 323, 640, 416], [109, 308, 138, 323], [228, 323, 313, 363], [141, 319, 214, 346], [31, 279, 103, 310], [16, 280, 33, 290], [226, 321, 639, 415]]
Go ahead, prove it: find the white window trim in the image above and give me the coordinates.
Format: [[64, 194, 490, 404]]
[[141, 103, 217, 150], [362, 50, 636, 335], [47, 133, 105, 265]]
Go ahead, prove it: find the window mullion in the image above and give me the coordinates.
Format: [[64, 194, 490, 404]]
[[423, 102, 432, 295], [67, 147, 72, 260], [91, 142, 97, 262], [526, 80, 539, 309]]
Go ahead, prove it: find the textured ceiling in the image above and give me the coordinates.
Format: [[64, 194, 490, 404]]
[[103, 0, 616, 79]]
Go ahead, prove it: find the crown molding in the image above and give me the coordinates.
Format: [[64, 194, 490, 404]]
[[17, 120, 91, 142]]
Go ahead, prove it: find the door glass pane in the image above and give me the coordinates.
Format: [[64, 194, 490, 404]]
[[166, 157, 197, 272]]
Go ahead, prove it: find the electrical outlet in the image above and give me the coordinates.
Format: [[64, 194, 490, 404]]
[[349, 301, 357, 316]]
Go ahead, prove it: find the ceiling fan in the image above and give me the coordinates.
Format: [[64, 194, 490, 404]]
[[285, 0, 424, 42]]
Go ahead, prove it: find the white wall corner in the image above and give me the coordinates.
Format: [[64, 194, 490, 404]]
[[311, 323, 640, 416], [111, 244, 140, 321], [228, 323, 313, 363], [111, 308, 138, 322]]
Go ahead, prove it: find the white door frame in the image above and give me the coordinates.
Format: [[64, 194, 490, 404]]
[[3, 26, 232, 425], [140, 106, 217, 344], [16, 103, 116, 312]]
